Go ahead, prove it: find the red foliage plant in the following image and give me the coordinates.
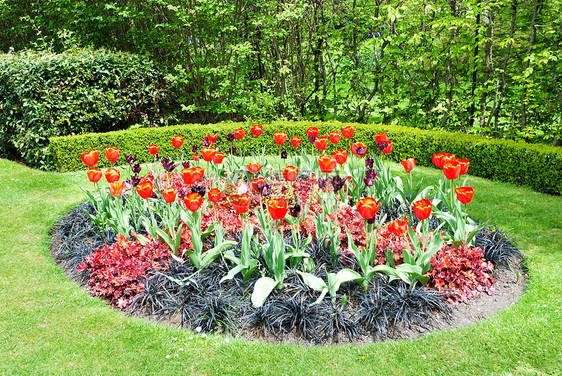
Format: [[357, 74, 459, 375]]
[[426, 243, 495, 305], [76, 235, 171, 309]]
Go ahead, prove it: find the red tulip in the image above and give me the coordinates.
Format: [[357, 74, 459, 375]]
[[307, 127, 319, 138], [401, 158, 416, 173], [87, 168, 102, 183], [274, 132, 287, 145], [332, 149, 348, 165], [375, 133, 388, 142], [443, 161, 461, 180], [267, 198, 289, 220], [357, 197, 381, 220], [162, 187, 177, 203], [181, 167, 197, 184], [208, 188, 222, 203], [231, 194, 251, 214], [105, 146, 120, 163], [247, 162, 263, 174], [105, 168, 120, 183], [291, 136, 301, 147], [213, 152, 225, 164], [382, 141, 393, 154], [413, 199, 432, 221], [455, 186, 474, 204], [109, 181, 125, 197], [192, 154, 200, 161], [443, 154, 457, 165], [193, 166, 205, 182], [148, 144, 159, 155], [172, 135, 184, 148], [458, 158, 470, 175], [208, 133, 219, 144], [251, 124, 263, 137], [283, 166, 299, 182], [251, 177, 265, 191], [318, 155, 337, 173], [432, 152, 447, 168], [81, 149, 99, 167], [387, 216, 409, 237], [136, 181, 154, 199], [351, 142, 367, 158], [341, 126, 355, 139], [234, 128, 246, 140], [315, 136, 328, 151], [184, 192, 203, 212], [328, 131, 341, 144], [201, 147, 216, 162]]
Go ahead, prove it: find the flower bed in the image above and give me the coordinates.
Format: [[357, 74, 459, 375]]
[[54, 125, 522, 343]]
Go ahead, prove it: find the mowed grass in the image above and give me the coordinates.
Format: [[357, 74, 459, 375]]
[[0, 157, 561, 376]]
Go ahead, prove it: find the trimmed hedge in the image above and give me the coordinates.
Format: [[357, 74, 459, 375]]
[[49, 121, 562, 194], [0, 48, 172, 169]]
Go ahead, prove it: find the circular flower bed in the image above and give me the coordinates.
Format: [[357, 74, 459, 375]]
[[52, 126, 523, 344]]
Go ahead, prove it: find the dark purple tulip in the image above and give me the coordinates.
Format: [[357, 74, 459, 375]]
[[308, 135, 317, 144], [192, 185, 206, 196], [330, 175, 346, 192], [177, 188, 187, 199], [132, 162, 142, 174], [125, 154, 138, 165], [226, 133, 235, 142], [318, 178, 328, 189], [130, 174, 141, 187], [161, 157, 179, 172], [192, 145, 198, 153], [365, 157, 374, 170], [377, 141, 390, 151], [289, 203, 301, 217], [364, 170, 376, 186], [182, 161, 191, 169], [280, 149, 288, 159], [201, 137, 211, 147]]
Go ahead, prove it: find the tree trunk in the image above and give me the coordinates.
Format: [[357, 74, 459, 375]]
[[468, 0, 481, 129], [479, 7, 494, 133], [520, 0, 541, 132]]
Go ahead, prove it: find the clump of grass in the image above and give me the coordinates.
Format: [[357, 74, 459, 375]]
[[475, 225, 522, 266]]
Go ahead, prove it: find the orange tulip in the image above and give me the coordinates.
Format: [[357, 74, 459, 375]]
[[307, 127, 319, 138], [136, 181, 154, 199], [318, 155, 337, 173], [213, 152, 225, 164], [413, 199, 432, 221], [184, 192, 203, 212], [231, 194, 251, 214], [274, 132, 287, 145], [341, 126, 355, 139], [251, 177, 265, 191], [251, 124, 263, 137], [443, 161, 461, 180], [328, 131, 341, 144], [375, 133, 387, 142], [208, 188, 222, 203], [162, 187, 177, 203], [234, 128, 246, 140], [458, 158, 470, 175], [282, 166, 299, 182], [332, 149, 348, 165], [455, 186, 474, 204], [315, 136, 328, 151], [81, 149, 99, 167], [181, 167, 197, 184], [247, 162, 263, 174], [105, 146, 120, 163], [357, 197, 381, 220], [172, 135, 184, 148], [109, 181, 125, 197], [87, 168, 102, 183], [267, 198, 289, 220], [351, 142, 367, 158], [201, 147, 216, 162], [382, 141, 393, 154], [290, 136, 301, 147], [401, 158, 416, 173], [105, 168, 120, 183], [387, 216, 409, 236], [148, 144, 159, 155]]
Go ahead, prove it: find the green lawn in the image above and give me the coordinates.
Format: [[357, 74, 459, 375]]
[[0, 158, 560, 376]]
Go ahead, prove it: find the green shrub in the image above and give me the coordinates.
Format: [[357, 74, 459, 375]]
[[49, 121, 562, 194], [0, 48, 173, 169]]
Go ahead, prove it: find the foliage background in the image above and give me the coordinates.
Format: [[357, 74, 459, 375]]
[[1, 0, 560, 145]]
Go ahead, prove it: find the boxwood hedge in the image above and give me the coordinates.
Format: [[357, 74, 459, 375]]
[[0, 48, 173, 169], [49, 121, 562, 195]]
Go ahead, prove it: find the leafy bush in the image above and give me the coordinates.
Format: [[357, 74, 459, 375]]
[[0, 48, 173, 169], [50, 121, 562, 194]]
